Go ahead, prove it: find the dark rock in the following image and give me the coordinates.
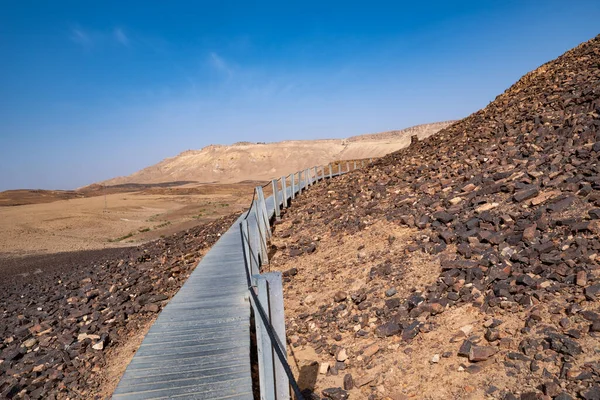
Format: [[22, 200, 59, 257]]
[[469, 345, 497, 362], [322, 387, 349, 400], [514, 188, 539, 203], [282, 268, 298, 277], [543, 381, 561, 397], [343, 374, 354, 390], [433, 211, 455, 223], [458, 340, 472, 357], [554, 393, 574, 400], [485, 328, 500, 342], [375, 322, 401, 337], [520, 393, 540, 400], [588, 209, 600, 219], [401, 321, 421, 341], [581, 386, 600, 400], [585, 284, 600, 300]]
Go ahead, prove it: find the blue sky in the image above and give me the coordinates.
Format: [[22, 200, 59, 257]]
[[1, 1, 599, 190]]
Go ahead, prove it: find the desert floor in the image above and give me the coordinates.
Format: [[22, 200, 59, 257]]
[[0, 182, 258, 260]]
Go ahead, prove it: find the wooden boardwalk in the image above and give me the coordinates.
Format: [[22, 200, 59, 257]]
[[113, 169, 347, 399]]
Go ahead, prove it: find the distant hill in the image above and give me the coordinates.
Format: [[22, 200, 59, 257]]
[[95, 121, 455, 187]]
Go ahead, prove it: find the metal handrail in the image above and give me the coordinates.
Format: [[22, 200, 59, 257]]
[[238, 158, 373, 400]]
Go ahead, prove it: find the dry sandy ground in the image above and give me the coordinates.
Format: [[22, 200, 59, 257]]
[[269, 216, 599, 399], [0, 183, 255, 259]]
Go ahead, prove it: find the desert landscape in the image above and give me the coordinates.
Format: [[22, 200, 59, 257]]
[[0, 122, 452, 399], [2, 4, 600, 400], [0, 122, 451, 260]]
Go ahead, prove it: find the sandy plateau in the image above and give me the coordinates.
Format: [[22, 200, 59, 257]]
[[0, 183, 256, 259]]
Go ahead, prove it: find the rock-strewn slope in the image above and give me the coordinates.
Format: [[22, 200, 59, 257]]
[[269, 35, 600, 399], [0, 214, 237, 399]]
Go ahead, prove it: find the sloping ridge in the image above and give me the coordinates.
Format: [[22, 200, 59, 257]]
[[97, 122, 454, 187], [266, 35, 600, 398]]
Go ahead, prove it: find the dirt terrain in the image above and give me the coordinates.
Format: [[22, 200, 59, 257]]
[[0, 183, 256, 259], [98, 122, 454, 187], [268, 35, 600, 399]]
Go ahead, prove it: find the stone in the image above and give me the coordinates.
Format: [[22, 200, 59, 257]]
[[589, 209, 600, 219], [485, 329, 500, 342], [333, 291, 347, 302], [514, 188, 540, 203], [322, 387, 349, 400], [92, 341, 104, 351], [458, 340, 472, 357], [22, 338, 37, 348], [355, 374, 375, 388], [343, 374, 354, 390], [376, 322, 401, 337], [431, 354, 440, 363], [459, 325, 473, 335], [554, 394, 574, 400], [543, 381, 561, 397], [433, 211, 455, 223], [401, 321, 421, 341], [581, 386, 600, 400], [77, 333, 100, 342], [576, 271, 587, 287], [363, 344, 380, 358], [585, 284, 600, 300], [468, 346, 497, 362], [385, 288, 397, 297], [520, 393, 540, 400], [522, 224, 537, 242], [282, 268, 298, 277], [144, 303, 160, 313], [336, 348, 348, 362], [319, 362, 330, 375]]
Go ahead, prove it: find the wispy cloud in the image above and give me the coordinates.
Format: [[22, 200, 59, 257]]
[[70, 27, 93, 49], [70, 25, 134, 50], [208, 52, 233, 77], [113, 27, 130, 47]]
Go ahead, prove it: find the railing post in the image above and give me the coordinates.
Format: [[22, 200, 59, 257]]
[[354, 160, 357, 170], [305, 169, 310, 187], [257, 187, 271, 239], [313, 166, 318, 182], [299, 170, 304, 193], [281, 176, 287, 209], [338, 163, 341, 175], [264, 272, 289, 400], [346, 162, 349, 173], [254, 208, 269, 266], [242, 220, 259, 276], [252, 276, 276, 400], [291, 173, 295, 199], [272, 179, 280, 220], [329, 164, 332, 179]]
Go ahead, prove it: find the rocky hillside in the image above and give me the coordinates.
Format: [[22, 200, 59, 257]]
[[97, 122, 454, 187], [0, 214, 237, 399], [268, 35, 600, 399]]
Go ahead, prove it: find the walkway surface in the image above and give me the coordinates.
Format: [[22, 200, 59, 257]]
[[112, 213, 254, 400], [113, 172, 342, 399]]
